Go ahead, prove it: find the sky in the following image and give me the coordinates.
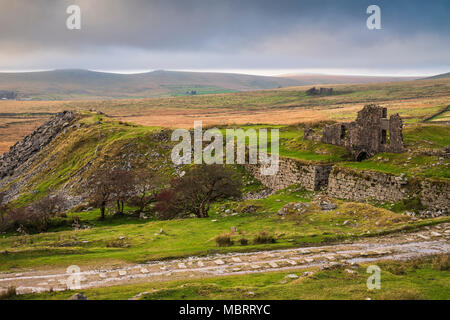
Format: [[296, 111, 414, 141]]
[[0, 0, 449, 76]]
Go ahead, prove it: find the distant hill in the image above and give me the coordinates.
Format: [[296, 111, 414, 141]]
[[0, 69, 304, 100], [422, 72, 450, 80], [277, 73, 417, 85]]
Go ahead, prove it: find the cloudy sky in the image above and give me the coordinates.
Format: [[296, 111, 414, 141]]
[[0, 0, 449, 76]]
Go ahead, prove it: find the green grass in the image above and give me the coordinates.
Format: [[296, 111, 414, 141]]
[[1, 185, 449, 271], [215, 123, 351, 164], [9, 255, 449, 300], [3, 112, 172, 207]]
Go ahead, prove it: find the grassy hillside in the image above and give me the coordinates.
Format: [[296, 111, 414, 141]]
[[2, 181, 449, 271], [0, 112, 176, 207], [424, 72, 450, 80], [2, 113, 448, 210]]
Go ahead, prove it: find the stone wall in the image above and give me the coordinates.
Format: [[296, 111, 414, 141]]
[[244, 158, 332, 191], [327, 166, 409, 202], [327, 166, 449, 213], [247, 158, 449, 213], [419, 180, 450, 213]]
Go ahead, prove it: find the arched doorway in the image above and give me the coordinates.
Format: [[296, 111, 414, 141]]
[[356, 151, 369, 162]]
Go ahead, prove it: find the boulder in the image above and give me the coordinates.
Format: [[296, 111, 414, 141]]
[[68, 293, 88, 300]]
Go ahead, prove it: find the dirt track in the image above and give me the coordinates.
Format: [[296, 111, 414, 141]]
[[0, 223, 449, 295]]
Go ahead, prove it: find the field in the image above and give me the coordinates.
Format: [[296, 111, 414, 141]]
[[0, 77, 449, 300], [0, 78, 449, 154], [3, 184, 449, 272]]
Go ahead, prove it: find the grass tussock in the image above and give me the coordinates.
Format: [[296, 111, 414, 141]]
[[215, 233, 233, 247], [432, 254, 450, 271], [379, 289, 424, 300], [239, 238, 249, 245], [0, 287, 17, 300], [253, 231, 276, 244], [105, 238, 130, 248]]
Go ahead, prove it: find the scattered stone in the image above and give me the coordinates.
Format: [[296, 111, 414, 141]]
[[215, 259, 225, 265], [178, 263, 187, 269], [241, 205, 258, 213], [129, 291, 150, 300], [430, 232, 442, 237], [231, 257, 242, 263], [319, 201, 337, 211], [68, 293, 88, 300], [277, 201, 308, 216], [284, 274, 299, 279]]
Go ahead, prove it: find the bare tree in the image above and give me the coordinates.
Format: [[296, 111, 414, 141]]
[[112, 169, 134, 215], [155, 164, 241, 219], [89, 168, 134, 219], [31, 194, 65, 218], [128, 169, 166, 214]]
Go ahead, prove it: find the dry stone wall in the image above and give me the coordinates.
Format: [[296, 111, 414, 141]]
[[246, 158, 449, 213], [327, 166, 409, 202], [244, 158, 332, 191], [327, 166, 449, 213], [419, 180, 450, 213]]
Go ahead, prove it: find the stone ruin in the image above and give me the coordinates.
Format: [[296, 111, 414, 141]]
[[306, 87, 333, 96], [304, 104, 405, 161]]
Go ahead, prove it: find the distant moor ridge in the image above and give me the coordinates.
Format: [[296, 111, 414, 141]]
[[0, 69, 432, 100]]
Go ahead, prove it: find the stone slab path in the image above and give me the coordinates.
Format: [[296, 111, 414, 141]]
[[0, 223, 449, 295]]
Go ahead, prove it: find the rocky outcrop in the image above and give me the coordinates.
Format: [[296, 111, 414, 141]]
[[0, 111, 76, 179]]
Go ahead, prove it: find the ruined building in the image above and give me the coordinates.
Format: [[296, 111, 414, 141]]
[[305, 104, 405, 161], [306, 87, 333, 96]]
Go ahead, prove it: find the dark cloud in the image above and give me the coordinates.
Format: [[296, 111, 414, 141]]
[[0, 0, 448, 74]]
